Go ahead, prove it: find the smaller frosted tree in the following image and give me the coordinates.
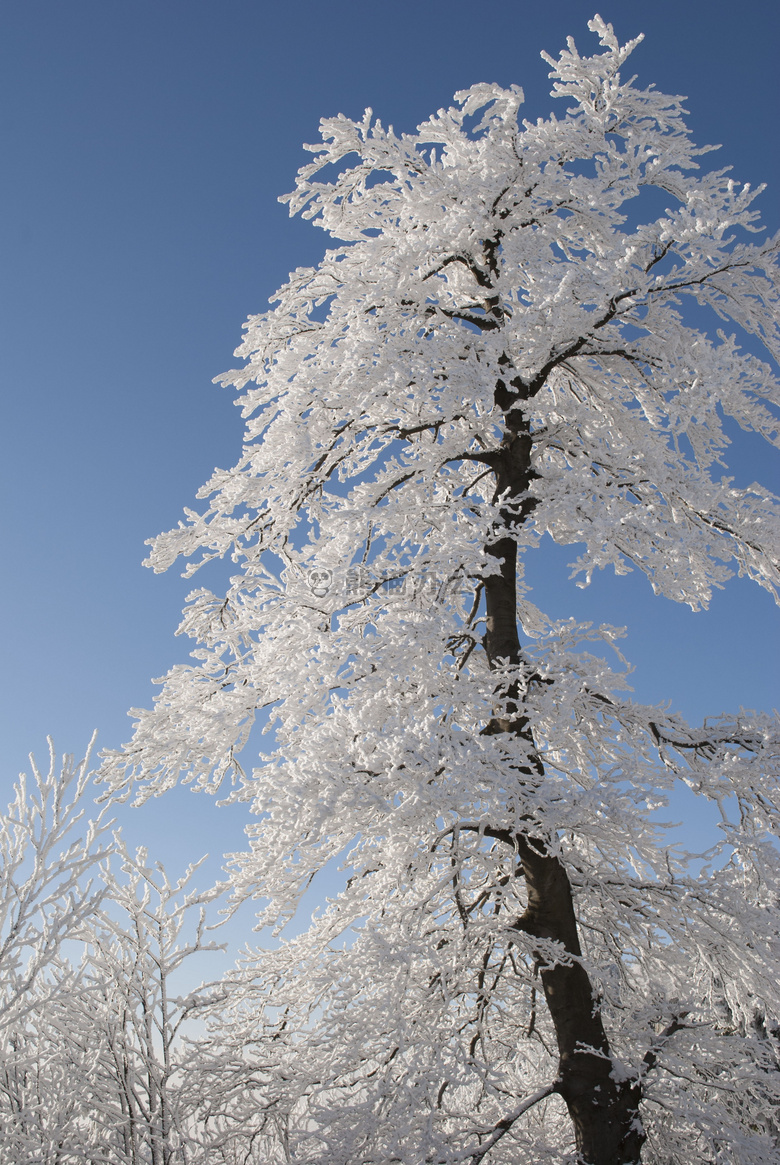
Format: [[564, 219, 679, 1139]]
[[0, 738, 110, 1031], [0, 740, 111, 1162], [104, 17, 780, 1165], [0, 844, 228, 1165], [75, 848, 227, 1165]]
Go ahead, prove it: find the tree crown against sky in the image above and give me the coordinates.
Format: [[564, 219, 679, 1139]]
[[100, 16, 780, 1165], [104, 16, 780, 797], [1, 1, 777, 865]]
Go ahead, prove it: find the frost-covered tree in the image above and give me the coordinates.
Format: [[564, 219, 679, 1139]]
[[0, 740, 111, 1162], [0, 738, 110, 1032], [0, 845, 227, 1164], [72, 848, 226, 1165], [103, 17, 780, 1165]]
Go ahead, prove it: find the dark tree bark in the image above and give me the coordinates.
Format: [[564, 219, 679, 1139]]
[[481, 412, 646, 1165]]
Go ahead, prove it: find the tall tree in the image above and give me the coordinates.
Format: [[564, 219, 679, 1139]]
[[103, 17, 780, 1164]]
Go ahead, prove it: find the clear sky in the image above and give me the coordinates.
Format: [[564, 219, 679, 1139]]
[[0, 1, 778, 887]]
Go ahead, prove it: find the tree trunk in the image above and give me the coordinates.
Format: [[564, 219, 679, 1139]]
[[481, 421, 645, 1165]]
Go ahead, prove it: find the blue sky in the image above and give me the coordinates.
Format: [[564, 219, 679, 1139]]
[[0, 1, 778, 880]]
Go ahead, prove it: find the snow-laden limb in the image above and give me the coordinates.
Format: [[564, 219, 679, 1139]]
[[454, 1086, 558, 1164], [0, 736, 113, 1031], [100, 15, 779, 1164]]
